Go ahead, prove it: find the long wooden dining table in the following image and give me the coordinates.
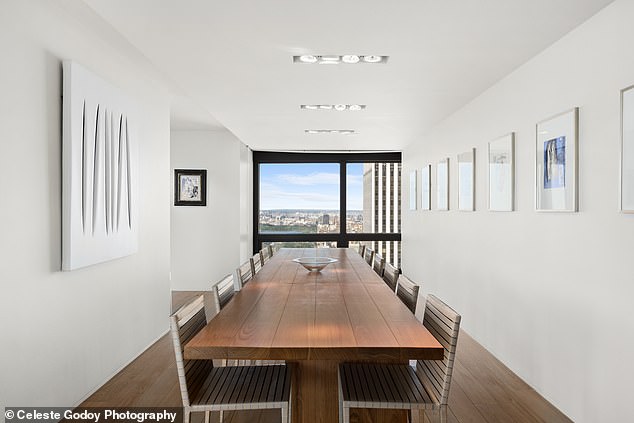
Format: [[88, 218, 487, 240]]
[[184, 248, 444, 423]]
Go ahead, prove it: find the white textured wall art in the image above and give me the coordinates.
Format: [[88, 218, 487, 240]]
[[62, 61, 138, 270]]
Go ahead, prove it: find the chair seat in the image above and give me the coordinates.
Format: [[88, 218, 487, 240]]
[[339, 362, 438, 410], [190, 364, 291, 410]]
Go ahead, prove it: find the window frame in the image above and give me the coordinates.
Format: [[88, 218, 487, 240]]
[[253, 151, 402, 253]]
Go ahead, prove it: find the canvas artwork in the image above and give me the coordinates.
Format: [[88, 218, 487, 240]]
[[409, 170, 417, 210], [536, 108, 578, 212], [62, 61, 138, 271], [421, 164, 431, 210], [458, 149, 475, 211], [437, 158, 449, 211], [180, 175, 202, 201]]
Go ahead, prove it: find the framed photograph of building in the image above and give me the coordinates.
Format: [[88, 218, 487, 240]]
[[421, 164, 431, 210], [622, 85, 634, 212], [409, 170, 417, 210], [174, 169, 207, 206], [458, 149, 475, 211], [489, 133, 515, 211], [437, 158, 449, 211], [536, 108, 578, 212]]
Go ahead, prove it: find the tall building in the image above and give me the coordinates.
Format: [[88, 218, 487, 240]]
[[363, 163, 402, 267]]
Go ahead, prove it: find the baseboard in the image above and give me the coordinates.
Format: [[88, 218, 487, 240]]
[[73, 328, 170, 407]]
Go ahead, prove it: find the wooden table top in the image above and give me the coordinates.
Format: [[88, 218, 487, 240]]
[[185, 248, 443, 361]]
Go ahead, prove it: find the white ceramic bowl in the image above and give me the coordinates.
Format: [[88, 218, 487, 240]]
[[293, 257, 338, 272]]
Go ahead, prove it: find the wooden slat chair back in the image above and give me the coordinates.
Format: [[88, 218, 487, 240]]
[[212, 274, 235, 309], [250, 253, 263, 276], [236, 260, 252, 288], [170, 295, 293, 423], [396, 274, 420, 314], [260, 247, 271, 264], [417, 294, 461, 406], [363, 247, 375, 266], [337, 294, 461, 423], [383, 262, 400, 292], [358, 244, 366, 257], [373, 253, 385, 277], [267, 244, 275, 258]]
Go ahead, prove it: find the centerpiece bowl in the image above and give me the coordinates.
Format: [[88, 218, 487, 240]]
[[293, 257, 338, 272]]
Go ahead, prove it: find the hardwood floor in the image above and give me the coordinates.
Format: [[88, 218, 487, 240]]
[[79, 291, 572, 423]]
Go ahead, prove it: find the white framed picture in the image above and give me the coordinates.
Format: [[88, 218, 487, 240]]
[[489, 133, 515, 211], [421, 164, 431, 211], [536, 108, 578, 212], [436, 158, 449, 211], [409, 170, 417, 210], [458, 149, 475, 211], [622, 85, 634, 212]]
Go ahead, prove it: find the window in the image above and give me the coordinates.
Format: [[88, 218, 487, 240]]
[[254, 152, 402, 265]]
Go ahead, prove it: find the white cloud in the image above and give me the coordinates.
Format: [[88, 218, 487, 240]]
[[276, 172, 340, 186]]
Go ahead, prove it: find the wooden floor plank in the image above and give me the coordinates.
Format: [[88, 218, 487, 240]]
[[79, 292, 572, 423]]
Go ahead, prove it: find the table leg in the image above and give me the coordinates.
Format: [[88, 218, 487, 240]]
[[292, 360, 407, 423]]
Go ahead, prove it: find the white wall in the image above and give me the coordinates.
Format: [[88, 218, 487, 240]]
[[170, 130, 249, 290], [402, 1, 634, 422], [0, 0, 171, 408]]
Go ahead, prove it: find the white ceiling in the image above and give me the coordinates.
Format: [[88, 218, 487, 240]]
[[82, 0, 613, 151]]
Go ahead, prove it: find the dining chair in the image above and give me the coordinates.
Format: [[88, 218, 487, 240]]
[[396, 274, 420, 315], [383, 262, 400, 292], [338, 294, 461, 423], [363, 247, 375, 266], [170, 295, 292, 423], [267, 243, 275, 258], [250, 253, 263, 276], [212, 274, 236, 310], [373, 253, 385, 277], [260, 247, 271, 264], [236, 260, 252, 288], [358, 244, 366, 257]]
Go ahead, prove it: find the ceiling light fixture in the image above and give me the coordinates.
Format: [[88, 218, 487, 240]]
[[300, 104, 366, 111], [293, 55, 388, 64], [305, 129, 357, 135]]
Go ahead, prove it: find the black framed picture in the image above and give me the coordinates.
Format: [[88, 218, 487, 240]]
[[174, 169, 207, 206]]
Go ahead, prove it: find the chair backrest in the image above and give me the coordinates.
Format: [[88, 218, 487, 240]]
[[364, 247, 375, 266], [383, 262, 399, 292], [212, 274, 235, 309], [267, 244, 274, 257], [260, 247, 271, 264], [358, 244, 366, 257], [250, 253, 263, 276], [417, 294, 461, 405], [236, 260, 252, 288], [396, 274, 419, 314], [373, 253, 385, 277], [169, 295, 214, 407]]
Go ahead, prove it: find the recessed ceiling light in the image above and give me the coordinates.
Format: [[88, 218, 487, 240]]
[[300, 104, 366, 111], [362, 55, 383, 63], [342, 55, 360, 64], [299, 55, 318, 63], [293, 55, 387, 64], [305, 129, 357, 135]]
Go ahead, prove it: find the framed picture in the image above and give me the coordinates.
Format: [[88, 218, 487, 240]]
[[409, 170, 417, 210], [437, 158, 449, 211], [421, 164, 431, 211], [536, 108, 578, 212], [458, 149, 475, 211], [174, 169, 207, 206], [489, 133, 515, 211], [622, 85, 634, 212]]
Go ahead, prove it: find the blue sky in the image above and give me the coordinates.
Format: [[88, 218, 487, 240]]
[[260, 163, 363, 210]]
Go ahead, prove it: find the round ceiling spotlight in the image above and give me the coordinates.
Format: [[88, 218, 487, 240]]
[[342, 55, 360, 64], [299, 55, 318, 63], [334, 104, 347, 111], [319, 105, 333, 110], [349, 104, 363, 111], [362, 55, 383, 63], [319, 55, 340, 64]]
